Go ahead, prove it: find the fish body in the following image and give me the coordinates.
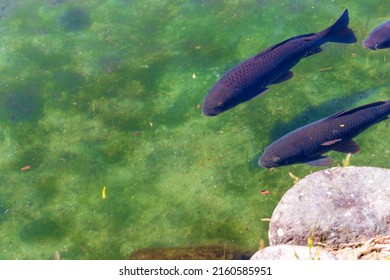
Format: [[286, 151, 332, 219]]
[[202, 9, 356, 116], [363, 19, 390, 50], [259, 100, 390, 168]]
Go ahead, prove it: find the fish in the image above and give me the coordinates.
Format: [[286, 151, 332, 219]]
[[258, 100, 390, 168], [201, 9, 357, 116], [362, 19, 390, 50]]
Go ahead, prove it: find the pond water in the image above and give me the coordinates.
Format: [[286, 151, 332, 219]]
[[0, 0, 389, 259]]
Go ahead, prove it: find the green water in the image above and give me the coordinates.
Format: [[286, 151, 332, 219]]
[[0, 0, 389, 259]]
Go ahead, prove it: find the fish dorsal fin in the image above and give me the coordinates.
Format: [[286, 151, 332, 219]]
[[255, 33, 316, 57], [326, 101, 386, 120]]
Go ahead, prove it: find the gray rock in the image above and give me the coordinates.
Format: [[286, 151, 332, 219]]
[[251, 245, 337, 260], [269, 166, 390, 247]]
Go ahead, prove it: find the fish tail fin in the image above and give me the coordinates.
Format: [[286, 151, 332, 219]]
[[322, 9, 357, 44]]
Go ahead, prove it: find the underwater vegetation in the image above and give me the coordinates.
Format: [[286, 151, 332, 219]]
[[0, 87, 43, 122], [128, 245, 254, 260], [0, 0, 389, 260]]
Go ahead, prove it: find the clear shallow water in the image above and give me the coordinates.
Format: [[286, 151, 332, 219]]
[[0, 0, 389, 259]]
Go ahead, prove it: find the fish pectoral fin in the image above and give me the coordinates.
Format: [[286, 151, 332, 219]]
[[304, 156, 333, 166], [270, 71, 294, 85], [304, 47, 323, 57], [332, 139, 360, 154]]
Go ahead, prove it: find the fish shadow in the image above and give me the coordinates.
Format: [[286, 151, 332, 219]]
[[269, 84, 390, 142]]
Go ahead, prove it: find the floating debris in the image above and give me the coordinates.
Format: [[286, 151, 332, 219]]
[[54, 250, 61, 260], [342, 153, 352, 167], [288, 172, 300, 184], [319, 67, 333, 72], [20, 165, 31, 171], [316, 235, 390, 260], [102, 185, 106, 199]]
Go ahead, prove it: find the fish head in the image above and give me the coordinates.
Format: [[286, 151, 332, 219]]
[[258, 139, 304, 168], [258, 153, 283, 168], [363, 20, 390, 50], [202, 84, 243, 116], [363, 36, 390, 50], [362, 38, 379, 50], [374, 39, 390, 49]]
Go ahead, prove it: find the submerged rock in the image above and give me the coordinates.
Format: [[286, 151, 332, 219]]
[[251, 245, 337, 260], [269, 166, 390, 247]]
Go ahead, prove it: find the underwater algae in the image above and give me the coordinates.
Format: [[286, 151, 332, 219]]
[[0, 0, 389, 260], [128, 244, 253, 260], [58, 7, 91, 32]]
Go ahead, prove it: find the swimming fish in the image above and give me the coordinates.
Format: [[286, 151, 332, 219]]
[[258, 100, 390, 168], [201, 9, 357, 116], [362, 19, 390, 50]]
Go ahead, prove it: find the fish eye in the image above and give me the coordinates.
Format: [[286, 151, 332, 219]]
[[211, 102, 224, 110], [273, 156, 281, 163]]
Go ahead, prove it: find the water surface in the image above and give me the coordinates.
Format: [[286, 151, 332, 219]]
[[0, 0, 389, 259]]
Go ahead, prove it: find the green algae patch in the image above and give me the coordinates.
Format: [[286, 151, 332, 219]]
[[128, 245, 254, 260], [58, 7, 91, 32], [19, 217, 67, 244]]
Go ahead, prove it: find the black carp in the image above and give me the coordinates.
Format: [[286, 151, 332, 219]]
[[202, 9, 357, 116], [259, 100, 390, 168], [363, 19, 390, 50]]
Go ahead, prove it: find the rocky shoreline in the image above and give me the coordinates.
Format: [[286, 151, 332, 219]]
[[251, 166, 390, 260]]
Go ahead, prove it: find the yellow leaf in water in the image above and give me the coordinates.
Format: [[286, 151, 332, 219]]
[[288, 172, 301, 184], [342, 153, 352, 167], [102, 185, 106, 199]]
